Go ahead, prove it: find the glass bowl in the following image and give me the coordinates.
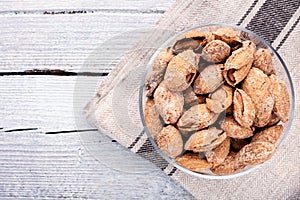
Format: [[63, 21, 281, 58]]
[[139, 24, 295, 179]]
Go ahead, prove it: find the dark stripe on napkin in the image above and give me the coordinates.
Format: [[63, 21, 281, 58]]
[[276, 16, 300, 50], [128, 130, 145, 149], [136, 139, 169, 170], [246, 0, 300, 44], [237, 0, 260, 26], [168, 167, 177, 176]]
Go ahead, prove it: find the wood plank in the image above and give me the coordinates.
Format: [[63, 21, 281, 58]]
[[0, 75, 101, 131], [0, 129, 194, 199], [0, 75, 194, 198], [0, 12, 164, 73], [0, 0, 173, 13]]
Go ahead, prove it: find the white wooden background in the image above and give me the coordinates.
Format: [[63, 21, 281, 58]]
[[0, 1, 198, 199]]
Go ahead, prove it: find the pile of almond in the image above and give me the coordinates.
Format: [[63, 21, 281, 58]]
[[144, 27, 291, 175]]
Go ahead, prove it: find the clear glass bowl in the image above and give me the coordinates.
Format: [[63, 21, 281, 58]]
[[139, 24, 295, 179]]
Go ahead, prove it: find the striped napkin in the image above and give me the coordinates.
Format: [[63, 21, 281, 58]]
[[85, 0, 300, 199]]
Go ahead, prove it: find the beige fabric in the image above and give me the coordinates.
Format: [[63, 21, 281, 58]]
[[85, 0, 300, 199]]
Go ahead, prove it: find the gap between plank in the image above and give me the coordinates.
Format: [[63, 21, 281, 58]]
[[4, 128, 38, 132], [0, 8, 165, 16], [45, 129, 98, 134], [2, 128, 98, 134], [0, 69, 108, 77]]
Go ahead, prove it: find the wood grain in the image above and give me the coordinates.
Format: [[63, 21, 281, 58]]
[[0, 13, 162, 73], [0, 76, 101, 131], [0, 129, 194, 199], [0, 0, 172, 13]]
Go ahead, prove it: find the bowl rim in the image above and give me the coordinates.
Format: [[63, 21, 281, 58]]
[[139, 23, 295, 179]]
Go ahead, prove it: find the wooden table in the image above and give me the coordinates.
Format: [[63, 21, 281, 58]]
[[0, 1, 197, 199]]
